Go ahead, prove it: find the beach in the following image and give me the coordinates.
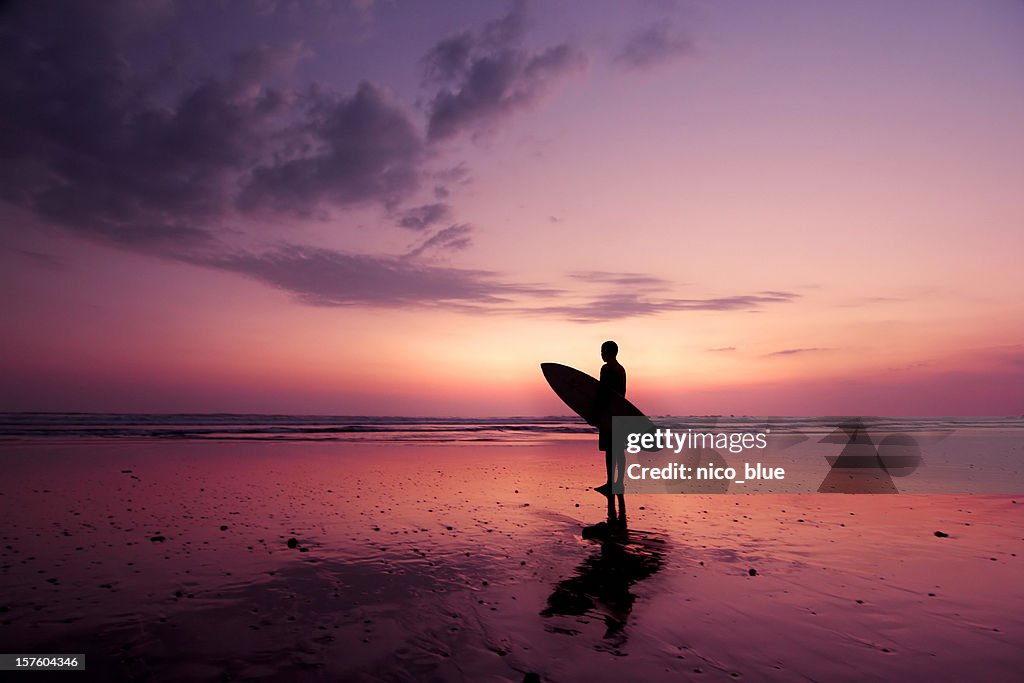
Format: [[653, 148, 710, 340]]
[[1, 430, 1022, 681]]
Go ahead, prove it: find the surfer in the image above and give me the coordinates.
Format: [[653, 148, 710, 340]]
[[593, 340, 627, 495]]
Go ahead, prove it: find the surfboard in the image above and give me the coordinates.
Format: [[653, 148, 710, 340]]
[[540, 362, 655, 432]]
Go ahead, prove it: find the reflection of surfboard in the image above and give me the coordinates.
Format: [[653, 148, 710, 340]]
[[541, 363, 654, 431]]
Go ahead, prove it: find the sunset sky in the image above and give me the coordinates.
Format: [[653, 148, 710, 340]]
[[1, 0, 1022, 416]]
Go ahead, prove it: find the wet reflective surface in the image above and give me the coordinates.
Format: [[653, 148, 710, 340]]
[[1, 439, 1022, 681]]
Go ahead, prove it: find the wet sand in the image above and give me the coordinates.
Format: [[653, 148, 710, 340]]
[[1, 438, 1022, 681]]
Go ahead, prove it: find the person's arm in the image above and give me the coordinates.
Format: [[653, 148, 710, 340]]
[[589, 365, 612, 426]]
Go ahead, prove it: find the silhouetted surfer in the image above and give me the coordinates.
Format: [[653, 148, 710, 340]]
[[593, 340, 626, 495]]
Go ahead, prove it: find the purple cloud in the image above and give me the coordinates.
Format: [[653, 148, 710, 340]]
[[396, 203, 453, 231], [766, 348, 826, 357], [238, 82, 425, 215], [406, 224, 474, 258], [614, 21, 695, 71], [570, 271, 674, 288], [523, 292, 799, 323], [0, 2, 796, 323], [181, 246, 796, 319], [0, 1, 431, 254], [192, 244, 555, 308], [423, 2, 586, 140]]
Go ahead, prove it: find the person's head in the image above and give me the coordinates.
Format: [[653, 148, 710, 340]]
[[601, 340, 618, 361]]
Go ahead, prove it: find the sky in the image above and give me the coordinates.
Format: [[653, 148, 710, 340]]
[[1, 0, 1022, 416]]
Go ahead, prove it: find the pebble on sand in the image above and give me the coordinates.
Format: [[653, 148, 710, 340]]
[[287, 538, 298, 548], [934, 531, 949, 538], [748, 568, 757, 576]]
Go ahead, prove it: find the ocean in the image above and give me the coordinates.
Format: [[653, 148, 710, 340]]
[[1, 413, 1020, 443]]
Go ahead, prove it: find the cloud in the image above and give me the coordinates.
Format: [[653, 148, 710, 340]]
[[422, 0, 526, 83], [406, 223, 474, 258], [570, 271, 673, 288], [766, 348, 826, 357], [512, 273, 798, 322], [708, 346, 737, 353], [0, 2, 796, 324], [0, 2, 582, 259], [238, 82, 425, 215], [180, 245, 794, 320], [423, 2, 586, 140], [0, 1, 427, 255], [1, 1, 240, 250], [424, 31, 479, 84], [396, 203, 452, 231], [192, 244, 554, 308], [524, 291, 798, 323], [614, 21, 695, 71]]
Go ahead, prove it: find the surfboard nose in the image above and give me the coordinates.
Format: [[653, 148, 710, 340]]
[[540, 362, 562, 382]]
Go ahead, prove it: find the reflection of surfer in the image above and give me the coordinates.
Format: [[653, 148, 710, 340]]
[[541, 507, 666, 643], [593, 340, 626, 495]]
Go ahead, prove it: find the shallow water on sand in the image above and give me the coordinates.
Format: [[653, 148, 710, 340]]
[[1, 439, 1022, 681]]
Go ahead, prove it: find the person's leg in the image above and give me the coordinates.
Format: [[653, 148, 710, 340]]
[[612, 448, 625, 490], [614, 493, 626, 528], [595, 448, 613, 494]]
